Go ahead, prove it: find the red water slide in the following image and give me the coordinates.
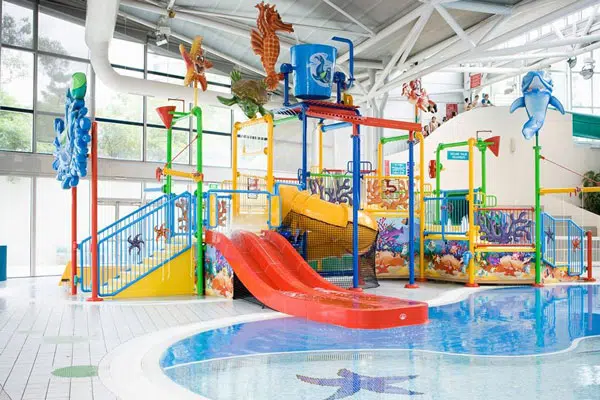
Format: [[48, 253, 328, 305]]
[[205, 230, 428, 329]]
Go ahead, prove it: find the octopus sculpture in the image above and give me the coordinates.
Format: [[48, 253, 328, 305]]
[[251, 2, 294, 90]]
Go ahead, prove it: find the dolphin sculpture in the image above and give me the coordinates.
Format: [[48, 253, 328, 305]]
[[509, 70, 565, 139]]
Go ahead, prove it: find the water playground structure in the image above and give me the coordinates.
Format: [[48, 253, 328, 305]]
[[57, 3, 599, 330]]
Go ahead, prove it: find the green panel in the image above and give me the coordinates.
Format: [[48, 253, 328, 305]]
[[52, 365, 98, 378], [570, 111, 600, 140]]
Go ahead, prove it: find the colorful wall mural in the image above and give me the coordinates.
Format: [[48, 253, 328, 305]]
[[204, 245, 234, 298]]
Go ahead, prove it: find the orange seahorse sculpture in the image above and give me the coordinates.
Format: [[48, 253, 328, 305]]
[[251, 2, 294, 90]]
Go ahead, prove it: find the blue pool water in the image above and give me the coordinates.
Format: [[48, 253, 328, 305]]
[[161, 285, 600, 399]]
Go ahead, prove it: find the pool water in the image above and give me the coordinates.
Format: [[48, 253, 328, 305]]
[[161, 285, 600, 399]]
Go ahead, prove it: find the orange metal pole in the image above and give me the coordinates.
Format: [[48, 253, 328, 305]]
[[87, 122, 102, 302], [583, 230, 596, 282], [70, 186, 77, 295]]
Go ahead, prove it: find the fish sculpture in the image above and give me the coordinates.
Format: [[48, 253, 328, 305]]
[[179, 36, 213, 91], [251, 2, 294, 90], [509, 71, 565, 139]]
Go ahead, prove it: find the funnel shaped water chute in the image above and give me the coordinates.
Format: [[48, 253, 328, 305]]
[[156, 106, 177, 129], [484, 136, 500, 157]]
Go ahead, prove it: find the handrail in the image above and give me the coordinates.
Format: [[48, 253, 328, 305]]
[[205, 189, 281, 229]]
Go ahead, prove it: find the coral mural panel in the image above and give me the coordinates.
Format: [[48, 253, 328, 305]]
[[204, 245, 234, 298]]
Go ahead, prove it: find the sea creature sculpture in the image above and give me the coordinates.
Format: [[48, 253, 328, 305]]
[[545, 227, 555, 244], [572, 237, 581, 251], [251, 2, 294, 90], [401, 79, 437, 113], [179, 36, 213, 91], [127, 234, 145, 255], [217, 70, 270, 119], [217, 200, 228, 227], [52, 73, 92, 189], [175, 198, 189, 232], [154, 223, 170, 242], [297, 369, 422, 398], [509, 70, 565, 139]]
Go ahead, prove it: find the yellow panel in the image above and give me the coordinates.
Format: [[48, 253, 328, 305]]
[[59, 261, 71, 285], [113, 249, 195, 298]]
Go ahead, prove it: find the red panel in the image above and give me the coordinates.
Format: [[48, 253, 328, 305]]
[[205, 230, 428, 329], [305, 109, 422, 132]]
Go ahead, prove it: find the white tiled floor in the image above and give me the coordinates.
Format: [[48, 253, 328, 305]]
[[0, 277, 465, 400]]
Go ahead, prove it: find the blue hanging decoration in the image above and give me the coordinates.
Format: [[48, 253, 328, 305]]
[[509, 70, 565, 140], [52, 72, 92, 189]]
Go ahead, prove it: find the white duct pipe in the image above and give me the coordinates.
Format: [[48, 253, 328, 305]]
[[86, 0, 228, 106]]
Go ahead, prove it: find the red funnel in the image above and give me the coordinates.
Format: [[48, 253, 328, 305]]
[[484, 136, 500, 157], [156, 106, 176, 129]]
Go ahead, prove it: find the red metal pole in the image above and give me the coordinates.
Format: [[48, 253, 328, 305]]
[[583, 230, 596, 282], [70, 186, 77, 295], [87, 122, 102, 302]]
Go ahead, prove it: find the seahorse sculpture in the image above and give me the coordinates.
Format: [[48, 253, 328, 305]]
[[251, 2, 294, 90]]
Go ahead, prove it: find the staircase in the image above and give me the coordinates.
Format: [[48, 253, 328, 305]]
[[79, 192, 194, 297]]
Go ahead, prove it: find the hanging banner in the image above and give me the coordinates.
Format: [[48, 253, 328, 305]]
[[470, 73, 482, 89], [446, 103, 458, 119]]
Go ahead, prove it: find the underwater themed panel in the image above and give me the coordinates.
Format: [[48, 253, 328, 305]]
[[204, 245, 234, 299], [375, 217, 414, 278]]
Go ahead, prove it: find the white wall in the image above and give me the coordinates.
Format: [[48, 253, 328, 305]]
[[388, 106, 600, 227]]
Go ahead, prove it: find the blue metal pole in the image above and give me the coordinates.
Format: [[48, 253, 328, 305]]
[[352, 124, 360, 289], [406, 137, 418, 288], [301, 111, 308, 190]]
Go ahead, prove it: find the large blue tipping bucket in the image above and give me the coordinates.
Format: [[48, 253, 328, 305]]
[[291, 44, 337, 100]]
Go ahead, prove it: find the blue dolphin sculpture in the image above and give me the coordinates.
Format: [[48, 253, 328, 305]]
[[509, 71, 565, 140]]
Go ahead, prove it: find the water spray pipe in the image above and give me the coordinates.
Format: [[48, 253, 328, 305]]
[[332, 37, 354, 89]]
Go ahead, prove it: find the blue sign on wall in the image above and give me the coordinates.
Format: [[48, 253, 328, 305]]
[[390, 162, 407, 175], [447, 151, 469, 161]]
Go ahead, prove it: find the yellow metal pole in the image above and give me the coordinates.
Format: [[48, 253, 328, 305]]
[[318, 122, 323, 172], [265, 114, 274, 193], [416, 132, 426, 282], [466, 137, 479, 287], [232, 122, 240, 217], [539, 186, 600, 195]]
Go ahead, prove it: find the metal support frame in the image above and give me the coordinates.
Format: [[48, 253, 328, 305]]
[[322, 0, 375, 36]]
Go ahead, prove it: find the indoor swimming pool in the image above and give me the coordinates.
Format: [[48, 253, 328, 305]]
[[160, 285, 600, 399]]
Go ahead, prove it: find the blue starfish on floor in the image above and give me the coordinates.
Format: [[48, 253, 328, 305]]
[[127, 234, 145, 255], [296, 368, 422, 399]]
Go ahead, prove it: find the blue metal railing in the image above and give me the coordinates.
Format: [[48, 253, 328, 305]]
[[81, 192, 192, 296], [78, 194, 169, 292], [541, 212, 584, 276], [423, 195, 469, 237], [205, 189, 281, 230]]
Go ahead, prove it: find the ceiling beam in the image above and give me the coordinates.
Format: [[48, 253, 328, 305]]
[[577, 5, 599, 49], [354, 59, 384, 69], [467, 52, 571, 62], [118, 11, 266, 77], [370, 0, 600, 100], [337, 5, 425, 63], [443, 1, 513, 15], [434, 5, 476, 48], [321, 0, 375, 36], [477, 32, 600, 58]]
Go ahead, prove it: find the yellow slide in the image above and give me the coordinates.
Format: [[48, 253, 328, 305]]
[[278, 185, 378, 260]]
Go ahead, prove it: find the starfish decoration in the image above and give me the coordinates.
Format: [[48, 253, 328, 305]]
[[127, 234, 145, 255], [572, 237, 581, 251], [154, 223, 170, 243], [545, 227, 554, 244], [179, 36, 213, 91], [296, 368, 422, 399]]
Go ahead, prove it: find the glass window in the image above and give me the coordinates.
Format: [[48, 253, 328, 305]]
[[1, 1, 33, 48], [0, 110, 32, 152], [550, 71, 567, 107], [541, 24, 551, 36], [203, 105, 231, 133], [98, 180, 142, 199], [109, 37, 144, 69], [147, 127, 190, 164], [0, 175, 31, 277], [38, 9, 88, 59], [146, 73, 188, 126], [571, 71, 592, 108], [35, 177, 70, 276], [37, 55, 91, 113], [192, 133, 231, 168], [95, 68, 144, 121], [594, 50, 600, 108], [1, 48, 34, 109], [97, 121, 143, 161], [147, 51, 186, 77], [35, 113, 58, 154]]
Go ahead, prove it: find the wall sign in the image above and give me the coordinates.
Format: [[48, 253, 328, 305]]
[[390, 162, 407, 175]]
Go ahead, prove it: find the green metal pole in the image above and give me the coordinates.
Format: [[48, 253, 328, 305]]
[[166, 127, 173, 195], [534, 134, 543, 287], [380, 134, 410, 145], [480, 145, 487, 197], [193, 106, 204, 296]]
